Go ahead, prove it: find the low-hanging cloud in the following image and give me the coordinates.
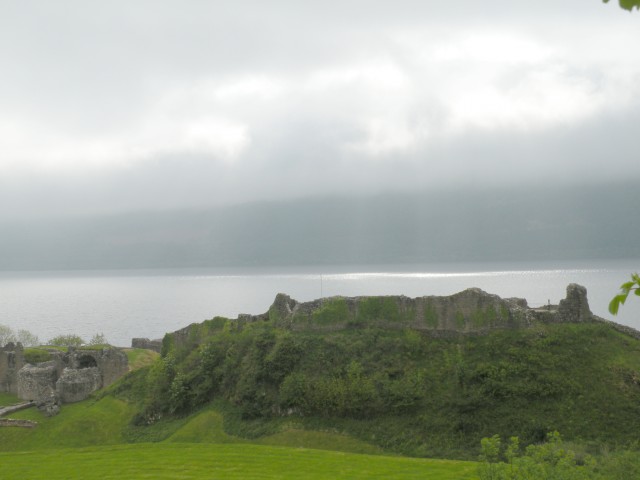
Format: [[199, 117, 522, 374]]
[[1, 0, 639, 218]]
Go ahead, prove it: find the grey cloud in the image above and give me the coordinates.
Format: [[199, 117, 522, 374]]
[[1, 0, 639, 221], [2, 103, 639, 221]]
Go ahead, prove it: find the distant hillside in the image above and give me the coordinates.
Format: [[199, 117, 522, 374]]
[[111, 285, 640, 459], [1, 182, 639, 270]]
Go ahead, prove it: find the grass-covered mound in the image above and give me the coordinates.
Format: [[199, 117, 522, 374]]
[[3, 288, 640, 474], [110, 298, 640, 460]]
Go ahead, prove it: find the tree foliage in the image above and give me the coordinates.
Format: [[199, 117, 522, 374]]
[[0, 325, 39, 347], [478, 432, 598, 480], [89, 333, 109, 346], [48, 334, 85, 347], [608, 273, 640, 315], [0, 325, 16, 346], [16, 329, 40, 347], [604, 0, 640, 11]]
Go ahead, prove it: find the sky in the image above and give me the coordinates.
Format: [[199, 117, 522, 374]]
[[1, 1, 639, 219]]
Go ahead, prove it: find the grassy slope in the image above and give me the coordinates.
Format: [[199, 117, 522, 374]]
[[0, 398, 476, 479], [165, 407, 384, 455], [3, 320, 640, 478], [0, 444, 478, 480], [123, 348, 160, 370], [1, 398, 385, 453], [0, 349, 157, 450], [7, 322, 634, 458], [0, 397, 134, 450], [150, 320, 640, 459]]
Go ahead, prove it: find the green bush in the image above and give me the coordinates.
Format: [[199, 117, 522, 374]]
[[48, 334, 84, 347], [0, 325, 39, 346], [89, 333, 109, 345], [478, 432, 598, 480], [23, 348, 51, 364]]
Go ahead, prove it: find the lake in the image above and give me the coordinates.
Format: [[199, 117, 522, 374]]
[[1, 259, 639, 347]]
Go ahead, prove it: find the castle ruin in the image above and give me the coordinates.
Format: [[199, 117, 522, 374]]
[[0, 345, 128, 413]]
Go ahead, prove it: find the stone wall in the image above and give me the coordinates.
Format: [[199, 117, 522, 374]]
[[17, 362, 58, 402], [56, 367, 103, 403], [557, 283, 593, 322], [65, 347, 128, 387], [0, 343, 25, 394], [166, 283, 640, 352], [99, 348, 129, 386], [4, 347, 129, 407], [266, 288, 529, 334]]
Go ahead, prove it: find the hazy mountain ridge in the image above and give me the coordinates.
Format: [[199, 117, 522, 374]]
[[2, 183, 638, 271]]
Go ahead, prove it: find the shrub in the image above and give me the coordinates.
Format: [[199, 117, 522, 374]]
[[477, 432, 598, 480], [17, 329, 40, 347], [89, 333, 109, 346], [48, 334, 85, 347], [0, 325, 16, 346], [24, 348, 51, 364]]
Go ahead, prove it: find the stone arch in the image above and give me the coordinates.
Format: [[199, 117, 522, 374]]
[[77, 355, 98, 369]]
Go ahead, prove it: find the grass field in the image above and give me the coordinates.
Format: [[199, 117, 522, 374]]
[[0, 443, 479, 479]]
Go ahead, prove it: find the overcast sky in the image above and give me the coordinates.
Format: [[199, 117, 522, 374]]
[[1, 1, 639, 219]]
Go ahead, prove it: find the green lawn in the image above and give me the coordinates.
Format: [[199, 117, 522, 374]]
[[0, 392, 20, 405], [0, 443, 478, 480]]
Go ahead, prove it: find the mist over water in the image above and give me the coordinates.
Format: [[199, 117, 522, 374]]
[[1, 259, 637, 347]]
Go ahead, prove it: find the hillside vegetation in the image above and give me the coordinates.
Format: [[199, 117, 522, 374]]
[[109, 289, 640, 460], [3, 287, 640, 478]]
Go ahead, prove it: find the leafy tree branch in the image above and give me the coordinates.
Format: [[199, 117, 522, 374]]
[[609, 273, 640, 315], [604, 0, 640, 11]]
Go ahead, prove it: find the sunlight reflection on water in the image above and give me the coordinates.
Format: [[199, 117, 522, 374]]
[[0, 260, 638, 347]]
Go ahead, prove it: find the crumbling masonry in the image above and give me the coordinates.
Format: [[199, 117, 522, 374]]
[[0, 345, 128, 411]]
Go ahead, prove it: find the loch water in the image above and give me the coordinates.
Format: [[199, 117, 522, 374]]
[[1, 259, 639, 347]]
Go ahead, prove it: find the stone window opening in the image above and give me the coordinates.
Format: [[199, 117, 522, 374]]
[[77, 355, 98, 369]]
